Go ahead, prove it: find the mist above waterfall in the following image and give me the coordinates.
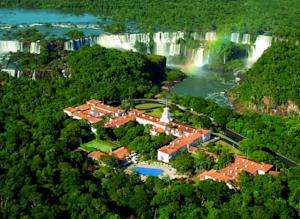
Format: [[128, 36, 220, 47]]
[[1, 29, 273, 74], [247, 35, 272, 66]]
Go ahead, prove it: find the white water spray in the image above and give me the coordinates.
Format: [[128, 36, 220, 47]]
[[248, 35, 272, 65]]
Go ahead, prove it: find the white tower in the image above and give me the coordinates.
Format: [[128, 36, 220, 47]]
[[160, 100, 172, 124]]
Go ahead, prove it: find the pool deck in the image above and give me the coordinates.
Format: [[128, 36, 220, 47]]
[[128, 161, 188, 180]]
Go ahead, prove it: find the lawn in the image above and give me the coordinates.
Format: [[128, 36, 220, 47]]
[[135, 103, 163, 110], [80, 139, 121, 153], [215, 140, 242, 154], [147, 108, 163, 117]]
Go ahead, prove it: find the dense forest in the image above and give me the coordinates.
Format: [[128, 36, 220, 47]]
[[0, 44, 299, 217], [1, 0, 299, 40], [230, 42, 300, 114], [0, 1, 299, 218]]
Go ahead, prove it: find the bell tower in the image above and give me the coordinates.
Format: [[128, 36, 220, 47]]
[[160, 99, 172, 124]]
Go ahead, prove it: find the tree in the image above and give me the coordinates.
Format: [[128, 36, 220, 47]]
[[194, 151, 215, 170], [171, 153, 195, 173], [65, 30, 85, 39], [215, 150, 233, 169]]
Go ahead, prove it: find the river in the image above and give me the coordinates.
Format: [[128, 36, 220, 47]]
[[0, 8, 106, 38]]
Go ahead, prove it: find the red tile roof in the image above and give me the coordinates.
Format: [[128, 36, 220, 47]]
[[129, 109, 210, 135], [198, 156, 274, 183], [129, 109, 166, 126], [64, 107, 77, 113], [104, 115, 135, 128], [152, 126, 165, 134], [88, 151, 107, 160], [158, 132, 204, 155], [78, 104, 90, 111], [199, 170, 232, 182], [87, 99, 124, 114], [64, 99, 124, 124], [112, 147, 130, 160]]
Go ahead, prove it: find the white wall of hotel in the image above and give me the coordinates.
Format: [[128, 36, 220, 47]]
[[157, 133, 211, 163], [63, 109, 73, 117], [136, 117, 165, 129], [157, 146, 187, 163], [257, 170, 266, 175]]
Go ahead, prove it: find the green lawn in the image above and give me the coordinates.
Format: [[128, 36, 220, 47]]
[[135, 103, 163, 110], [80, 139, 121, 153], [147, 108, 163, 117], [215, 140, 242, 154]]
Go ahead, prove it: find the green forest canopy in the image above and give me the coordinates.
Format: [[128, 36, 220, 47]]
[[1, 0, 299, 39], [0, 44, 299, 217], [232, 42, 300, 107]]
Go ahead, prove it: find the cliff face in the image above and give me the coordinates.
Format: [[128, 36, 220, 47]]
[[228, 92, 300, 116]]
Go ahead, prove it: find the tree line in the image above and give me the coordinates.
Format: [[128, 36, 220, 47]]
[[1, 0, 299, 40]]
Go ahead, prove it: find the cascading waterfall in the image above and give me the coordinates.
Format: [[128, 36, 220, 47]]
[[64, 37, 94, 51], [193, 47, 206, 67], [205, 31, 217, 41], [0, 30, 269, 75], [93, 34, 139, 51], [30, 42, 41, 54], [0, 40, 23, 53], [63, 31, 225, 68], [242, 34, 251, 44], [153, 32, 170, 56], [248, 35, 272, 65], [230, 33, 240, 43], [169, 42, 181, 56]]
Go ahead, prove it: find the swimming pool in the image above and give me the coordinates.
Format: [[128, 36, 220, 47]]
[[133, 167, 164, 176]]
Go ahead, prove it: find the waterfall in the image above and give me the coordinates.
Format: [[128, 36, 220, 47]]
[[94, 34, 138, 51], [230, 33, 240, 43], [242, 34, 251, 44], [248, 35, 272, 65], [0, 40, 23, 53], [64, 40, 74, 51], [169, 42, 181, 56], [64, 31, 269, 69], [193, 47, 205, 67], [153, 32, 170, 56], [152, 31, 184, 57], [30, 42, 41, 54], [64, 37, 94, 51], [190, 32, 203, 41], [205, 31, 217, 41]]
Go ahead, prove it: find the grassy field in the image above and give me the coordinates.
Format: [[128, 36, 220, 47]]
[[135, 103, 163, 110], [80, 139, 121, 153], [147, 108, 163, 117], [215, 140, 242, 154]]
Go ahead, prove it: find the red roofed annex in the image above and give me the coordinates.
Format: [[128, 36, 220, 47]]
[[64, 99, 124, 125], [198, 156, 275, 188]]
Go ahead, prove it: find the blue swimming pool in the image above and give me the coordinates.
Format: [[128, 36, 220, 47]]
[[133, 167, 164, 176]]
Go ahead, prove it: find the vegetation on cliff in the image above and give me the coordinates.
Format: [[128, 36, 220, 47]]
[[230, 42, 300, 114]]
